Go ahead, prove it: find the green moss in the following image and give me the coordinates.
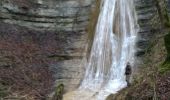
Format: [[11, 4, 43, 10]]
[[164, 13, 170, 22], [52, 84, 64, 100], [164, 33, 170, 55], [163, 12, 170, 28], [55, 84, 64, 96], [160, 33, 170, 73], [164, 21, 170, 27], [160, 0, 170, 73], [0, 83, 8, 98], [160, 63, 170, 73]]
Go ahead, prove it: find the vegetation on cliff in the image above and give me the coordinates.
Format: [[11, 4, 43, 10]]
[[107, 0, 170, 99], [162, 33, 170, 73], [0, 0, 170, 100], [0, 23, 55, 99]]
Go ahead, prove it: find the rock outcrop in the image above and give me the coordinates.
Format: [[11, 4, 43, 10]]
[[135, 0, 161, 56], [0, 0, 93, 31], [0, 0, 168, 96], [0, 0, 95, 93]]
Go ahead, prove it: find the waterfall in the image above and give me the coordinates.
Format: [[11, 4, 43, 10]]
[[64, 0, 138, 99]]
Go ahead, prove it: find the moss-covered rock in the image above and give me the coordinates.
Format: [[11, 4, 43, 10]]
[[50, 84, 64, 100], [160, 33, 170, 73], [0, 83, 9, 98]]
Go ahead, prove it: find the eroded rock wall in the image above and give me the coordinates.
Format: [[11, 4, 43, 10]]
[[0, 0, 165, 94], [0, 0, 95, 93], [0, 0, 93, 31], [135, 0, 161, 56]]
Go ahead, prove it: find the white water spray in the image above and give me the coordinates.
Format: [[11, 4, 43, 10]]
[[64, 0, 138, 99]]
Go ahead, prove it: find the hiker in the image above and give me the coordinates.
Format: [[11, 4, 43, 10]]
[[125, 62, 132, 86]]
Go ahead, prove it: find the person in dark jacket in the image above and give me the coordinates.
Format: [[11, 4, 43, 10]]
[[125, 62, 132, 86]]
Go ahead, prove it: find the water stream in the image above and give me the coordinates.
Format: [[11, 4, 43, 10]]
[[64, 0, 138, 99]]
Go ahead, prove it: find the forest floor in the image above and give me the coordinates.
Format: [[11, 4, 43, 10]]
[[0, 23, 56, 100]]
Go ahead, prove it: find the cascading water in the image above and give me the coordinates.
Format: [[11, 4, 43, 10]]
[[64, 0, 138, 99]]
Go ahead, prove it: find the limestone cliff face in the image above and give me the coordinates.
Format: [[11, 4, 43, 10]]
[[0, 0, 167, 94], [0, 0, 93, 31], [135, 0, 170, 56], [135, 0, 161, 56], [0, 0, 95, 93]]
